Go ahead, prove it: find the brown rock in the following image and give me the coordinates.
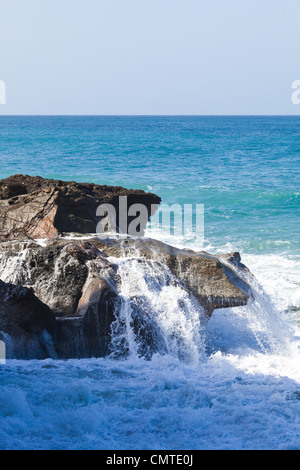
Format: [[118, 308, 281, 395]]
[[0, 174, 161, 241], [91, 237, 252, 316]]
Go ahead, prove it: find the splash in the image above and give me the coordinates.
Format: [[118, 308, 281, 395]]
[[0, 246, 31, 286], [109, 257, 206, 364], [0, 241, 295, 361], [206, 258, 294, 355]]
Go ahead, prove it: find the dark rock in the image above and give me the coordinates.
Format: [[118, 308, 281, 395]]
[[0, 280, 55, 335], [0, 239, 120, 358], [0, 236, 251, 320], [0, 240, 89, 316], [0, 174, 161, 241], [0, 172, 255, 360], [0, 236, 254, 359], [55, 287, 119, 359], [0, 279, 56, 359]]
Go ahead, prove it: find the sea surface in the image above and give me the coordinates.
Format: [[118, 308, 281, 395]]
[[0, 116, 299, 450]]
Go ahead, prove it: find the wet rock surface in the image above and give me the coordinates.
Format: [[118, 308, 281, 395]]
[[0, 175, 254, 359], [0, 236, 252, 359]]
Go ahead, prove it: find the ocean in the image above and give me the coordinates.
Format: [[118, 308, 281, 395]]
[[0, 115, 299, 450]]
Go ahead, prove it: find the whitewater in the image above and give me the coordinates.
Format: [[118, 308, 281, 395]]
[[0, 233, 299, 450], [0, 115, 299, 450]]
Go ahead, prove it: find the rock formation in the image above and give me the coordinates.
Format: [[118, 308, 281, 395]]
[[0, 175, 254, 359], [91, 237, 252, 316], [0, 279, 55, 335], [0, 174, 161, 240], [0, 236, 252, 359], [0, 279, 56, 359]]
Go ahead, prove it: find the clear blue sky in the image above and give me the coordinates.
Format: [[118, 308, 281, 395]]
[[0, 0, 299, 115]]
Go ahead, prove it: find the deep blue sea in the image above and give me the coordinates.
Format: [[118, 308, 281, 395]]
[[0, 116, 299, 450]]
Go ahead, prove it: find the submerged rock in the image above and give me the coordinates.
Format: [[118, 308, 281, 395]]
[[0, 174, 161, 241]]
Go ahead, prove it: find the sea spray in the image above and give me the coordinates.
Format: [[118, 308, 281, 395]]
[[109, 257, 206, 363], [0, 116, 299, 449], [0, 246, 31, 286], [206, 258, 294, 355], [242, 253, 300, 313]]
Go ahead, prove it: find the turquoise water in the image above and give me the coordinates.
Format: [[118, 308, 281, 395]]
[[0, 116, 299, 254], [0, 116, 300, 450]]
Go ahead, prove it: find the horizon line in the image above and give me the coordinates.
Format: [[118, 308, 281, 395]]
[[0, 114, 299, 118]]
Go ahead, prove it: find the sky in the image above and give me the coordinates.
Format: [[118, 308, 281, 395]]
[[0, 0, 299, 115]]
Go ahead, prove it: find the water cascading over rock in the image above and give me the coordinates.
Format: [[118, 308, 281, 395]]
[[0, 175, 254, 360], [0, 236, 253, 359]]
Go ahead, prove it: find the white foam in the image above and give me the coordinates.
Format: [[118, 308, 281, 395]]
[[109, 256, 205, 364], [1, 232, 299, 449], [1, 347, 300, 450]]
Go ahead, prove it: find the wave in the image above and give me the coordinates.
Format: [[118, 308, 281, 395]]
[[106, 246, 295, 360], [109, 256, 206, 364], [1, 345, 300, 450]]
